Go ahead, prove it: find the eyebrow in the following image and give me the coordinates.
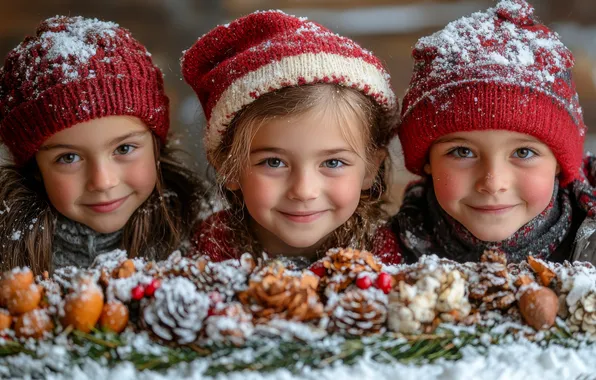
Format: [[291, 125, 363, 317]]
[[250, 147, 356, 155], [39, 131, 149, 151]]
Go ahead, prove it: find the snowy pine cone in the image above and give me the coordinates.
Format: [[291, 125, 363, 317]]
[[142, 277, 210, 344], [328, 287, 387, 335]]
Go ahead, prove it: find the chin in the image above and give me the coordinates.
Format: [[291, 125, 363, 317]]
[[85, 221, 127, 234], [468, 228, 516, 242]]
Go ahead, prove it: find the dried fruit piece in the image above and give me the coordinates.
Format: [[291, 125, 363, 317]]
[[14, 309, 54, 339], [0, 268, 34, 307], [112, 259, 136, 279], [99, 301, 129, 333], [0, 309, 12, 330], [61, 278, 104, 332], [527, 256, 556, 287], [7, 284, 42, 315]]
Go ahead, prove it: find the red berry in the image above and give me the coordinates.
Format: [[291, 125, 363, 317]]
[[131, 285, 145, 300], [208, 291, 224, 305], [355, 275, 372, 290], [144, 279, 161, 297], [310, 264, 326, 278], [376, 272, 392, 294]]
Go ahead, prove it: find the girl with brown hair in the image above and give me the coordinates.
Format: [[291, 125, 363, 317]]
[[182, 10, 402, 265], [0, 16, 207, 273]]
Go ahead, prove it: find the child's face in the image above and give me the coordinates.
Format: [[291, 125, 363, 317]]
[[35, 116, 157, 234], [426, 130, 559, 242], [235, 107, 377, 257]]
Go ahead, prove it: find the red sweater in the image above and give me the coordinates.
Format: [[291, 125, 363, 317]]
[[190, 211, 402, 265]]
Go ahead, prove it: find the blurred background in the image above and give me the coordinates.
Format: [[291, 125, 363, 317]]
[[2, 0, 596, 208]]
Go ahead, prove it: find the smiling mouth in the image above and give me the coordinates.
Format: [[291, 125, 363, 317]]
[[85, 196, 129, 213], [279, 211, 326, 223], [468, 204, 516, 213]]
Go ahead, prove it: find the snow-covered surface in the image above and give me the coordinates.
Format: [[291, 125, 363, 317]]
[[1, 336, 595, 380]]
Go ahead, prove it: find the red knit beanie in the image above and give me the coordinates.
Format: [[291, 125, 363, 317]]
[[399, 0, 585, 186], [0, 16, 170, 167], [181, 10, 397, 163]]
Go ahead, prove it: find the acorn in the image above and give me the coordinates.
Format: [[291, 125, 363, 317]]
[[7, 284, 42, 315], [0, 268, 34, 307], [99, 301, 129, 333], [14, 309, 54, 339], [60, 278, 104, 333], [0, 309, 12, 331], [518, 286, 559, 330]]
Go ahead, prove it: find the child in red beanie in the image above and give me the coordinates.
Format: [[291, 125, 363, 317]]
[[392, 0, 596, 265], [182, 10, 401, 266], [0, 16, 206, 272]]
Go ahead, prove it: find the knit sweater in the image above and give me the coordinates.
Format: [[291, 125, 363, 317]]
[[52, 216, 122, 269], [190, 210, 402, 265]]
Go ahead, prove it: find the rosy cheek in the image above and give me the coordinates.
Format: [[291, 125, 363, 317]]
[[517, 170, 555, 211], [126, 161, 157, 193], [44, 176, 78, 211], [431, 167, 468, 205]]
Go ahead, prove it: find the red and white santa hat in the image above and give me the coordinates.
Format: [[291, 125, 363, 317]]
[[399, 0, 585, 186], [181, 10, 397, 162]]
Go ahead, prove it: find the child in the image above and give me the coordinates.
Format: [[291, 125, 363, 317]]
[[0, 16, 206, 273], [181, 10, 401, 265], [392, 0, 596, 265]]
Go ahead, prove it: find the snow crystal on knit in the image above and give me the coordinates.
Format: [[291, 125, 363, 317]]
[[12, 16, 119, 98]]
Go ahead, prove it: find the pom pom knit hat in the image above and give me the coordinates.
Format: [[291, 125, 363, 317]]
[[181, 10, 398, 164], [0, 16, 170, 167], [399, 0, 585, 186]]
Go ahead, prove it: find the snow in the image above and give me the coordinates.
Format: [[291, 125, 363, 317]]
[[2, 338, 596, 379]]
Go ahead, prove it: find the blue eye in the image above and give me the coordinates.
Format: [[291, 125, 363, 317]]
[[265, 158, 285, 168], [323, 159, 344, 168], [57, 153, 80, 164], [115, 144, 135, 155], [513, 148, 535, 159], [449, 147, 474, 158]]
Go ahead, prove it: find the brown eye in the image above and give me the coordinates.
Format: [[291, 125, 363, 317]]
[[514, 148, 535, 159], [115, 144, 134, 155], [450, 147, 473, 158], [57, 153, 80, 164]]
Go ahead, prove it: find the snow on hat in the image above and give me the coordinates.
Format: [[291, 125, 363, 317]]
[[0, 16, 170, 167], [181, 10, 397, 163], [399, 0, 585, 186]]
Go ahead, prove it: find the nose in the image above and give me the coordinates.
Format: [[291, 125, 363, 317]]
[[475, 159, 511, 195], [287, 168, 320, 202], [86, 159, 119, 192]]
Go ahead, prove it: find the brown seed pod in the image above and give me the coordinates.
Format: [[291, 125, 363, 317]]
[[99, 301, 129, 333], [14, 309, 54, 339], [61, 279, 104, 333], [519, 286, 559, 330]]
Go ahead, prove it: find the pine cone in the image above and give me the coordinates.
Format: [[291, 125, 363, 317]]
[[328, 287, 387, 335], [388, 262, 471, 334], [468, 250, 515, 311], [237, 261, 324, 323], [141, 277, 210, 344], [163, 253, 255, 301], [322, 248, 382, 294], [388, 276, 439, 334], [204, 302, 254, 346], [566, 290, 596, 334]]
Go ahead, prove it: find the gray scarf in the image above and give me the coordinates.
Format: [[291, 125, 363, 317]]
[[53, 215, 122, 269]]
